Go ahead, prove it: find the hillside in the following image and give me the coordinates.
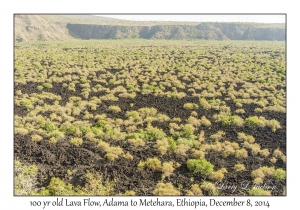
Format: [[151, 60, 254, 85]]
[[14, 15, 286, 42]]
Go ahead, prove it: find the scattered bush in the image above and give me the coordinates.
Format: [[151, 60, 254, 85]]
[[235, 109, 245, 114], [186, 158, 214, 176], [152, 182, 180, 196], [155, 138, 170, 155], [210, 131, 225, 141], [235, 148, 248, 159], [273, 148, 284, 158], [248, 187, 271, 196], [128, 137, 145, 147], [274, 168, 286, 180], [253, 177, 263, 184], [237, 132, 255, 143], [270, 157, 277, 163], [199, 98, 211, 110], [222, 145, 235, 158], [200, 181, 218, 196], [186, 184, 203, 196], [250, 143, 261, 156], [197, 130, 205, 142], [192, 149, 205, 159], [139, 157, 162, 171], [174, 144, 190, 156], [183, 103, 199, 110], [144, 126, 166, 141], [209, 169, 227, 182], [108, 105, 121, 113], [200, 116, 211, 126], [234, 164, 246, 172], [15, 127, 29, 135], [31, 134, 43, 142], [245, 116, 266, 127], [122, 152, 134, 160], [259, 149, 270, 157], [38, 177, 81, 196], [69, 137, 83, 147], [98, 140, 110, 151], [162, 162, 174, 178], [251, 166, 275, 180], [267, 119, 281, 132]]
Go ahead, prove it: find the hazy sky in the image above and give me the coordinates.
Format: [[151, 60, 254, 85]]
[[98, 14, 285, 23]]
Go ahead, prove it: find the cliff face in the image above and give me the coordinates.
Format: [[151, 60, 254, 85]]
[[14, 15, 285, 42], [14, 15, 72, 42], [66, 23, 285, 41]]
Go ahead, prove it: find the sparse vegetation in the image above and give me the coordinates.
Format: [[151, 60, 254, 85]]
[[152, 182, 180, 196], [14, 36, 285, 196], [187, 158, 214, 176]]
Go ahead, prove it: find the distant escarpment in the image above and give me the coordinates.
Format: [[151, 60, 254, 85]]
[[14, 15, 285, 42], [67, 23, 285, 41]]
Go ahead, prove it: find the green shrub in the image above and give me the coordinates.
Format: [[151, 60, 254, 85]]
[[187, 159, 214, 176], [39, 171, 115, 196], [39, 120, 58, 133], [177, 137, 200, 148], [179, 124, 196, 140], [245, 116, 266, 127], [199, 98, 211, 110], [144, 126, 166, 141], [248, 188, 271, 196], [42, 83, 53, 89], [274, 168, 286, 180], [20, 99, 34, 109], [38, 177, 81, 196], [167, 137, 177, 152], [219, 115, 244, 126], [95, 119, 108, 128]]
